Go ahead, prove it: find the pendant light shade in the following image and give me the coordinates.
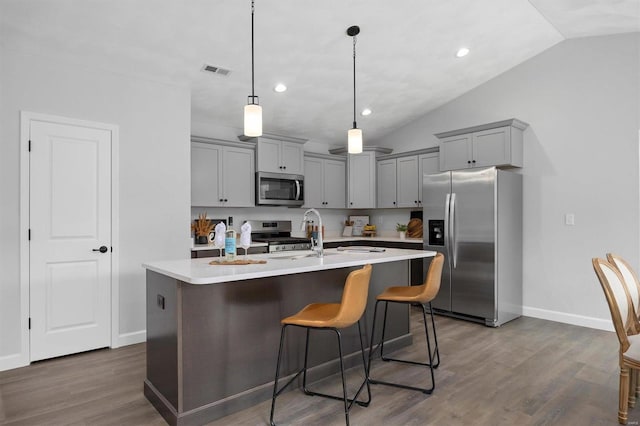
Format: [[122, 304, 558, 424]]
[[244, 103, 262, 137], [347, 25, 362, 154], [244, 0, 262, 137], [348, 128, 363, 154]]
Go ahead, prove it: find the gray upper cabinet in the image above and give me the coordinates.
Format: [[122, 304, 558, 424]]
[[254, 136, 305, 174], [191, 140, 255, 207], [436, 119, 528, 171], [348, 152, 377, 208], [303, 153, 346, 208], [377, 149, 439, 208], [329, 146, 392, 209]]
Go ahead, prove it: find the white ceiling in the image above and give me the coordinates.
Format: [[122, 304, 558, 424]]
[[1, 0, 638, 146]]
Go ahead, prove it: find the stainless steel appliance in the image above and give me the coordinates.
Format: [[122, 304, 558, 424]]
[[422, 167, 522, 327], [256, 172, 304, 206], [249, 220, 312, 252]]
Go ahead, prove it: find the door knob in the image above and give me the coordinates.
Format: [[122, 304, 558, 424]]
[[92, 246, 108, 253]]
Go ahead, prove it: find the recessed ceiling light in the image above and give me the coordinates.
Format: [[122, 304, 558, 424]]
[[361, 108, 372, 116], [456, 47, 470, 58], [274, 83, 287, 93]]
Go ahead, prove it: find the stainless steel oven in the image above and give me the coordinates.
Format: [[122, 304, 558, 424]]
[[249, 220, 311, 252], [256, 172, 304, 206]]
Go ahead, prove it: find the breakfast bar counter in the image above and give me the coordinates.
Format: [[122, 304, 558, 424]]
[[143, 248, 436, 425]]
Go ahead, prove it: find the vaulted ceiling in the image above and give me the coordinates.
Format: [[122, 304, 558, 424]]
[[1, 0, 638, 145]]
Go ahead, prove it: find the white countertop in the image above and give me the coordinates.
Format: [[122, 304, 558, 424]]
[[144, 247, 436, 285]]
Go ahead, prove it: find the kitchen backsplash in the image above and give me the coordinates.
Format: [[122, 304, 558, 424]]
[[190, 207, 420, 238]]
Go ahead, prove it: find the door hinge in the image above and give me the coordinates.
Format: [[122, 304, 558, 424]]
[[28, 140, 31, 152], [28, 317, 31, 330], [28, 229, 31, 240]]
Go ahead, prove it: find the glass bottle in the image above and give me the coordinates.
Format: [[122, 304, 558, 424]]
[[225, 227, 237, 261]]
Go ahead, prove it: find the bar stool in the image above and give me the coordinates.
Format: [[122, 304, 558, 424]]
[[269, 264, 372, 426], [367, 253, 444, 394]]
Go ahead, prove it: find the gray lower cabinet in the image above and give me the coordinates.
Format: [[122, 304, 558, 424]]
[[191, 246, 268, 258]]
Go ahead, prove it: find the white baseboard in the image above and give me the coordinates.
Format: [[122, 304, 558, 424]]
[[114, 329, 146, 348], [0, 353, 28, 372], [523, 305, 614, 332]]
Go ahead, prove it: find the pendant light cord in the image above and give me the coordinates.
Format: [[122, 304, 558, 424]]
[[352, 35, 357, 129], [250, 0, 257, 103]]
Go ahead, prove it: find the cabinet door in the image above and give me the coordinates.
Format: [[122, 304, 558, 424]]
[[471, 127, 510, 168], [377, 158, 397, 208], [256, 139, 281, 173], [396, 156, 419, 208], [418, 152, 439, 206], [223, 146, 255, 207], [303, 157, 323, 208], [281, 141, 304, 174], [324, 159, 346, 208], [348, 152, 375, 208], [191, 143, 223, 206], [439, 134, 472, 171]]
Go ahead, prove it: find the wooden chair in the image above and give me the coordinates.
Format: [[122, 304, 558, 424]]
[[608, 253, 640, 333], [592, 257, 640, 424], [269, 264, 372, 426], [608, 253, 640, 407], [367, 252, 444, 394]]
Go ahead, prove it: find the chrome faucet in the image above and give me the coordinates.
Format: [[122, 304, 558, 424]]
[[301, 208, 323, 258]]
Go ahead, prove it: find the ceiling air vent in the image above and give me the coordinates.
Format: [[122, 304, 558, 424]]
[[203, 65, 231, 76]]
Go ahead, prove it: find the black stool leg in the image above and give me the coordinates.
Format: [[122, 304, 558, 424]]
[[426, 302, 440, 368], [270, 325, 288, 426], [303, 325, 371, 409], [335, 329, 349, 426], [368, 301, 437, 394]]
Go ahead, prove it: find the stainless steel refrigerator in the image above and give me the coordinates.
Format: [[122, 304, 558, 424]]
[[422, 167, 522, 327]]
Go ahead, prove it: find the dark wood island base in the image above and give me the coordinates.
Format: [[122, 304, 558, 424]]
[[144, 261, 412, 426]]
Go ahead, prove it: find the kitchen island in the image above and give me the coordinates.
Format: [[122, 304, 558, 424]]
[[143, 247, 436, 425]]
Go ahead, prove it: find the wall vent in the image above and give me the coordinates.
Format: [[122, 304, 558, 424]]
[[203, 65, 231, 76]]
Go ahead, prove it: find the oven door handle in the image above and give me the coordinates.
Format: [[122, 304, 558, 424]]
[[295, 180, 301, 201]]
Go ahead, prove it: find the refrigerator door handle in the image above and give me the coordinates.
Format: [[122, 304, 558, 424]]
[[444, 193, 451, 262], [450, 192, 457, 268]]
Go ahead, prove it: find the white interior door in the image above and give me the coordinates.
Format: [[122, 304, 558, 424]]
[[29, 119, 112, 361]]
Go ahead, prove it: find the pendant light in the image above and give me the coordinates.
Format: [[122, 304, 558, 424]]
[[244, 0, 262, 137], [347, 25, 362, 154]]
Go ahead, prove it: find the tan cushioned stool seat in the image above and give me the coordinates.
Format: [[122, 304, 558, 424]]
[[282, 303, 341, 328]]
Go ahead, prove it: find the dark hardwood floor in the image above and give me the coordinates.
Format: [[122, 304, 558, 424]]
[[0, 309, 629, 425]]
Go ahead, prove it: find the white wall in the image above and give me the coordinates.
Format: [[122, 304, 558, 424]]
[[371, 33, 640, 329], [0, 48, 191, 369]]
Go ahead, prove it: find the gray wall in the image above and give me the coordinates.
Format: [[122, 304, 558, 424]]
[[0, 48, 191, 366], [371, 33, 640, 328]]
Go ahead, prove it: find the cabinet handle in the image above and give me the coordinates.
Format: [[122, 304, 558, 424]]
[[467, 160, 471, 164], [350, 202, 353, 205], [219, 198, 224, 202], [393, 201, 396, 205], [224, 198, 228, 202], [283, 166, 286, 170], [472, 160, 476, 164]]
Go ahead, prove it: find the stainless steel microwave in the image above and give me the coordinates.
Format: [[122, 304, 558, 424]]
[[256, 171, 304, 206]]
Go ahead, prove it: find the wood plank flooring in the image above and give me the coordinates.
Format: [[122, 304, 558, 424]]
[[0, 309, 629, 425]]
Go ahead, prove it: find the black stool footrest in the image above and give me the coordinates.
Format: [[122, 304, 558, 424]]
[[368, 378, 433, 394], [304, 378, 370, 408], [380, 354, 440, 369]]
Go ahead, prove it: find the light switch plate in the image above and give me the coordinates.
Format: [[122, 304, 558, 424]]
[[565, 213, 575, 226]]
